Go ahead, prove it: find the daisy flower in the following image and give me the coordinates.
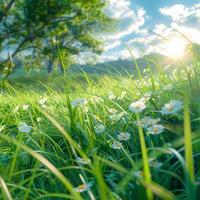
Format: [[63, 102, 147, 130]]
[[108, 92, 116, 100], [38, 97, 47, 106], [140, 92, 152, 103], [161, 100, 182, 115], [14, 105, 20, 113], [109, 113, 119, 121], [22, 104, 30, 111], [95, 124, 105, 134], [129, 100, 146, 113], [91, 96, 104, 103], [71, 98, 87, 107], [18, 122, 32, 133], [163, 84, 173, 91], [75, 182, 92, 192], [82, 106, 89, 113], [76, 157, 91, 165], [147, 124, 164, 135], [133, 170, 144, 178], [140, 116, 160, 128], [36, 117, 42, 122], [111, 141, 123, 149], [117, 132, 130, 141], [149, 160, 163, 168], [108, 108, 118, 114]]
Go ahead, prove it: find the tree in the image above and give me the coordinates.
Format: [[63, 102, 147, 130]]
[[0, 0, 112, 77]]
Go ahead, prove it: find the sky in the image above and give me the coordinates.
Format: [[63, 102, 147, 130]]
[[84, 0, 200, 63], [1, 0, 200, 65]]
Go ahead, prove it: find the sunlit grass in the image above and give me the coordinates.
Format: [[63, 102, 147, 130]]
[[0, 62, 200, 200]]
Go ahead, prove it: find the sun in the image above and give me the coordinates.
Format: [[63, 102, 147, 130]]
[[163, 37, 187, 59]]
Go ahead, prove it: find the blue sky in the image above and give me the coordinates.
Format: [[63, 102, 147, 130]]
[[86, 0, 200, 63]]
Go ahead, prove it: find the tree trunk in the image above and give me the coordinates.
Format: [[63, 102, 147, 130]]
[[57, 63, 64, 74], [47, 60, 53, 73]]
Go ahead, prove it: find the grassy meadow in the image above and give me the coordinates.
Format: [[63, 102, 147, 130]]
[[0, 62, 200, 200]]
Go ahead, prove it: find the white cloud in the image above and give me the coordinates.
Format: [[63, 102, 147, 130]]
[[126, 34, 157, 46], [154, 24, 167, 34], [103, 7, 146, 40], [153, 24, 173, 38], [102, 47, 141, 61], [171, 23, 200, 44], [100, 55, 118, 62], [106, 0, 133, 19], [99, 1, 146, 61], [159, 4, 186, 21], [159, 3, 200, 22], [120, 48, 140, 59], [104, 40, 121, 51]]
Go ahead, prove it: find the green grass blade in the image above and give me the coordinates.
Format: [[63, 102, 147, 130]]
[[136, 113, 154, 200], [184, 97, 196, 199], [184, 97, 195, 182], [0, 135, 83, 200], [0, 176, 13, 200]]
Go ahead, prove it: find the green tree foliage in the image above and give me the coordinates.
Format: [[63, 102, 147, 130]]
[[0, 0, 112, 76]]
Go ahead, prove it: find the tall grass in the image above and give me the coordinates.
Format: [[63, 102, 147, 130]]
[[0, 61, 199, 200], [136, 114, 153, 200], [183, 96, 196, 199]]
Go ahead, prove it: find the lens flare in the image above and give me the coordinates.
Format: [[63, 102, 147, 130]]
[[163, 37, 187, 59]]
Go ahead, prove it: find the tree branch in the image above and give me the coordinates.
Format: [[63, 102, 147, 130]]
[[0, 0, 15, 22], [0, 37, 27, 67]]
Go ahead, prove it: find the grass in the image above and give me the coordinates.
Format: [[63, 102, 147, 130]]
[[0, 62, 200, 200]]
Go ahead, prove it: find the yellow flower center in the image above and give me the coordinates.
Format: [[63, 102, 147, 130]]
[[77, 184, 86, 190], [166, 104, 174, 112], [153, 127, 159, 133]]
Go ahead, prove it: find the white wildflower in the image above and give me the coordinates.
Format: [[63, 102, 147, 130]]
[[36, 117, 42, 122], [140, 92, 152, 103], [18, 122, 32, 133], [161, 100, 182, 115], [147, 124, 164, 135], [118, 111, 128, 117], [117, 132, 130, 141], [76, 157, 91, 165], [163, 84, 173, 91], [108, 92, 116, 100], [109, 111, 127, 123], [22, 104, 29, 111], [39, 98, 47, 107], [111, 141, 123, 149], [71, 98, 87, 107], [109, 113, 119, 121], [140, 116, 160, 128], [95, 124, 105, 134], [129, 100, 146, 113], [149, 160, 163, 168], [133, 170, 143, 178], [82, 106, 89, 113], [108, 108, 117, 114], [14, 105, 20, 113], [91, 96, 104, 103], [75, 182, 92, 192]]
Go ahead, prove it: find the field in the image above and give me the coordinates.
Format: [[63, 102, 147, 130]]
[[0, 63, 200, 200]]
